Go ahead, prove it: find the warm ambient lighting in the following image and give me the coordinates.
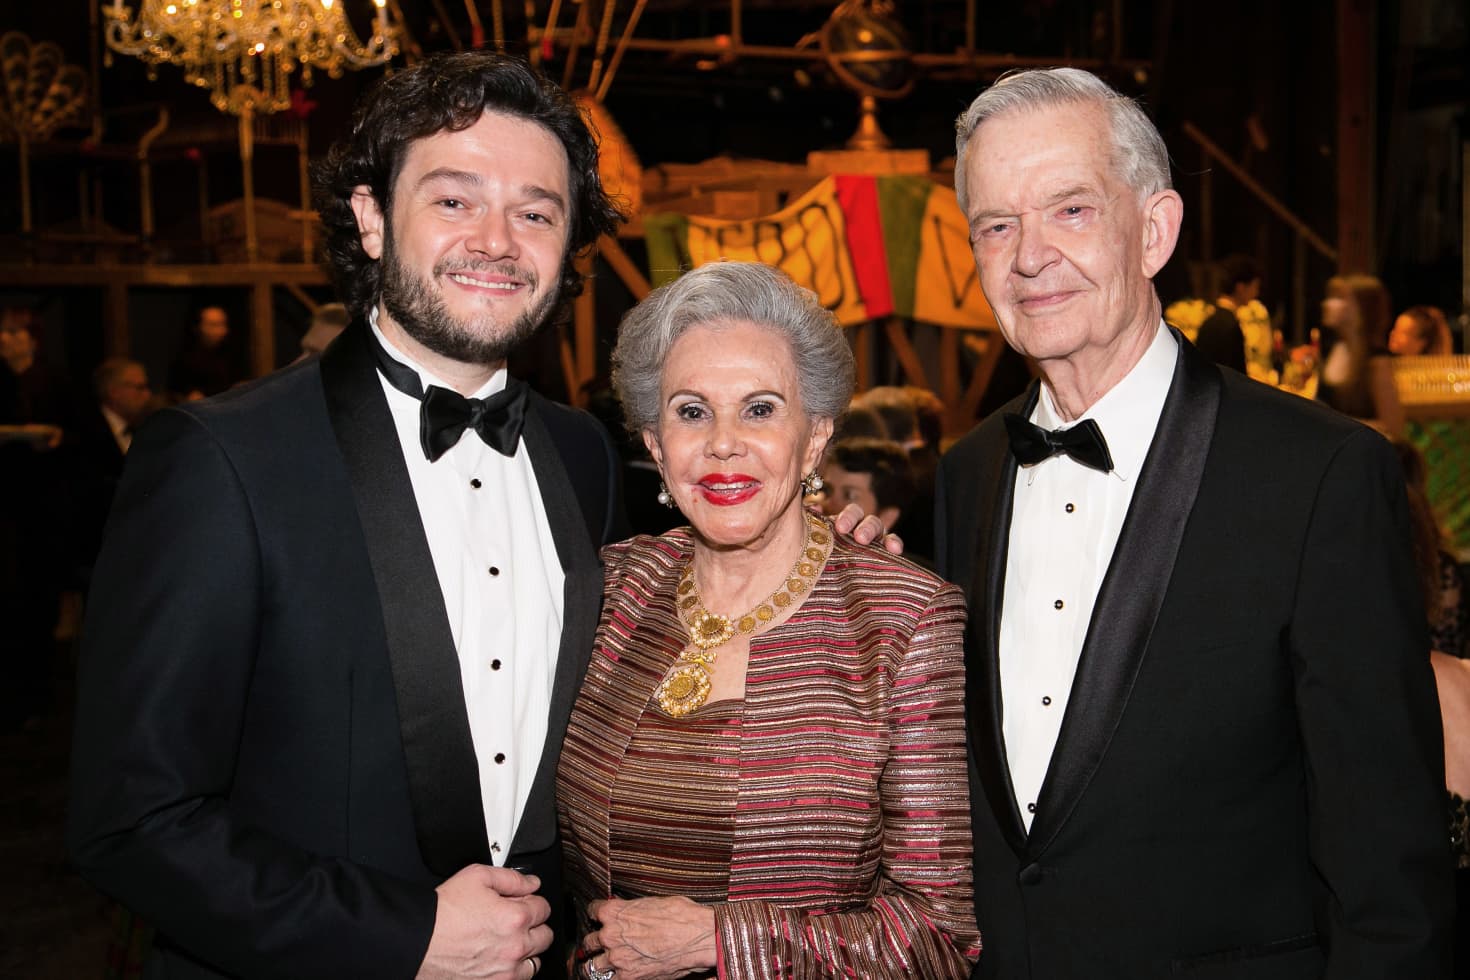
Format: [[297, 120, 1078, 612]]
[[102, 0, 400, 116]]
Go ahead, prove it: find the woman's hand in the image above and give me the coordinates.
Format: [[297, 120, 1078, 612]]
[[581, 895, 716, 980]]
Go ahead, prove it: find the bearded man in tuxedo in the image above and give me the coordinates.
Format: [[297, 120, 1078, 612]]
[[69, 52, 624, 979], [935, 68, 1453, 978]]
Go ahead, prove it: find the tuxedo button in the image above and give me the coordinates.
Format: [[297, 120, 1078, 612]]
[[494, 752, 506, 764], [1041, 696, 1052, 706], [491, 659, 502, 670], [470, 478, 482, 489], [488, 566, 500, 576], [1026, 802, 1037, 813], [1018, 863, 1043, 886], [1053, 599, 1064, 610], [1065, 502, 1075, 513]]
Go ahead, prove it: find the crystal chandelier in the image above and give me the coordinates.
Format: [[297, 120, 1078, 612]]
[[102, 0, 400, 116]]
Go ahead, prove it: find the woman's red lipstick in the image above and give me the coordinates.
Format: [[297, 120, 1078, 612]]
[[696, 473, 760, 506]]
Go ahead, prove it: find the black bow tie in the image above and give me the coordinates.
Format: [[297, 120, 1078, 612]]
[[368, 329, 527, 462], [418, 383, 526, 461], [1003, 412, 1114, 473]]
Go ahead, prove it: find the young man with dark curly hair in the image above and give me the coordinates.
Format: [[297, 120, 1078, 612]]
[[69, 52, 624, 980]]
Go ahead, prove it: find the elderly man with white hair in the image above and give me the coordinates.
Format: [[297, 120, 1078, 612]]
[[936, 67, 1453, 979]]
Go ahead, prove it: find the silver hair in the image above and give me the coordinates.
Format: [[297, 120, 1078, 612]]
[[953, 67, 1172, 212], [612, 261, 856, 435]]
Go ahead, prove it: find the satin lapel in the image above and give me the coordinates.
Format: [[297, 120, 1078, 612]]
[[509, 403, 604, 856], [319, 322, 490, 876], [1026, 334, 1221, 856], [968, 383, 1039, 851]]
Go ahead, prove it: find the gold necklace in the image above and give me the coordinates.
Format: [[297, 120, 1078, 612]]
[[654, 513, 832, 718]]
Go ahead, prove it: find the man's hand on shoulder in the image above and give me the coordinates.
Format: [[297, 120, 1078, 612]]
[[832, 503, 904, 556], [418, 865, 552, 980]]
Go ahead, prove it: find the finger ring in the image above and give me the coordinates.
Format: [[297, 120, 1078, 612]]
[[586, 964, 616, 980]]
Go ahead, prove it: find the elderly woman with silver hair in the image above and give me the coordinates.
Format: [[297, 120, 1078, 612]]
[[557, 261, 980, 980]]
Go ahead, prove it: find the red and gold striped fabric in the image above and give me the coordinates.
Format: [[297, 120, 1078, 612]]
[[557, 524, 982, 979]]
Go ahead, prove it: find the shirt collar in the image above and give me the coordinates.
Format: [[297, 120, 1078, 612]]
[[368, 306, 507, 400], [1032, 321, 1177, 483], [100, 404, 129, 439]]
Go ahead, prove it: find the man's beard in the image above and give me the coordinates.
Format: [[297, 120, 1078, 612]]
[[378, 233, 562, 366]]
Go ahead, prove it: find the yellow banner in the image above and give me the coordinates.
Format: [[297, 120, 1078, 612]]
[[678, 180, 870, 327], [910, 184, 996, 329]]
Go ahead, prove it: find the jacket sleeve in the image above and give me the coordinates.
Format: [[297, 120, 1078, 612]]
[[711, 584, 982, 979], [67, 408, 437, 979], [1289, 427, 1455, 977]]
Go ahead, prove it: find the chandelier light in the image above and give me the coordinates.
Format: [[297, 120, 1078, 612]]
[[102, 0, 400, 116], [1, 31, 89, 235]]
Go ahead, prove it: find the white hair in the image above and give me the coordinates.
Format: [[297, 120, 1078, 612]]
[[612, 262, 855, 435], [954, 67, 1172, 211]]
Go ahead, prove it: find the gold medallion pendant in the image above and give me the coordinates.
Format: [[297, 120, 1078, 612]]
[[656, 514, 831, 718], [654, 661, 713, 718]]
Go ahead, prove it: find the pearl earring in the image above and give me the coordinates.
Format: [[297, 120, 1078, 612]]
[[657, 482, 675, 508]]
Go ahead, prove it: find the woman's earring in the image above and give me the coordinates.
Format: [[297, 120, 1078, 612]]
[[657, 482, 675, 508], [801, 472, 824, 495]]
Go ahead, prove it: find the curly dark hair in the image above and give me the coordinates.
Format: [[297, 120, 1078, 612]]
[[312, 51, 624, 319]]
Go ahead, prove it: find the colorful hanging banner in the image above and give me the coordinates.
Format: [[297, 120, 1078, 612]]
[[644, 179, 870, 326], [642, 175, 995, 330]]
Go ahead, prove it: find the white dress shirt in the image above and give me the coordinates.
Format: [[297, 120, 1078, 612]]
[[370, 314, 565, 862], [101, 404, 132, 454], [999, 322, 1177, 831]]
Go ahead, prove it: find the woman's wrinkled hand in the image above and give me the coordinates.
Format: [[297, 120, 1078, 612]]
[[581, 895, 717, 980]]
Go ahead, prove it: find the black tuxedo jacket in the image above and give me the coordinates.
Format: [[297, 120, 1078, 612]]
[[68, 322, 624, 979], [936, 335, 1453, 979]]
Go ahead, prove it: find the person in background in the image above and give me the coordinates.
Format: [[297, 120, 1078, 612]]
[[1215, 254, 1274, 381], [1192, 307, 1248, 374], [904, 384, 946, 450], [1390, 305, 1455, 357], [169, 304, 238, 401], [64, 356, 158, 969], [296, 301, 352, 360], [1394, 438, 1470, 973], [70, 358, 154, 582], [940, 66, 1451, 978], [832, 402, 886, 441], [852, 385, 940, 555], [91, 358, 153, 458], [1317, 273, 1392, 420], [0, 306, 67, 446], [558, 261, 980, 980], [852, 384, 922, 449], [815, 436, 919, 548], [1393, 440, 1466, 660], [0, 306, 70, 731]]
